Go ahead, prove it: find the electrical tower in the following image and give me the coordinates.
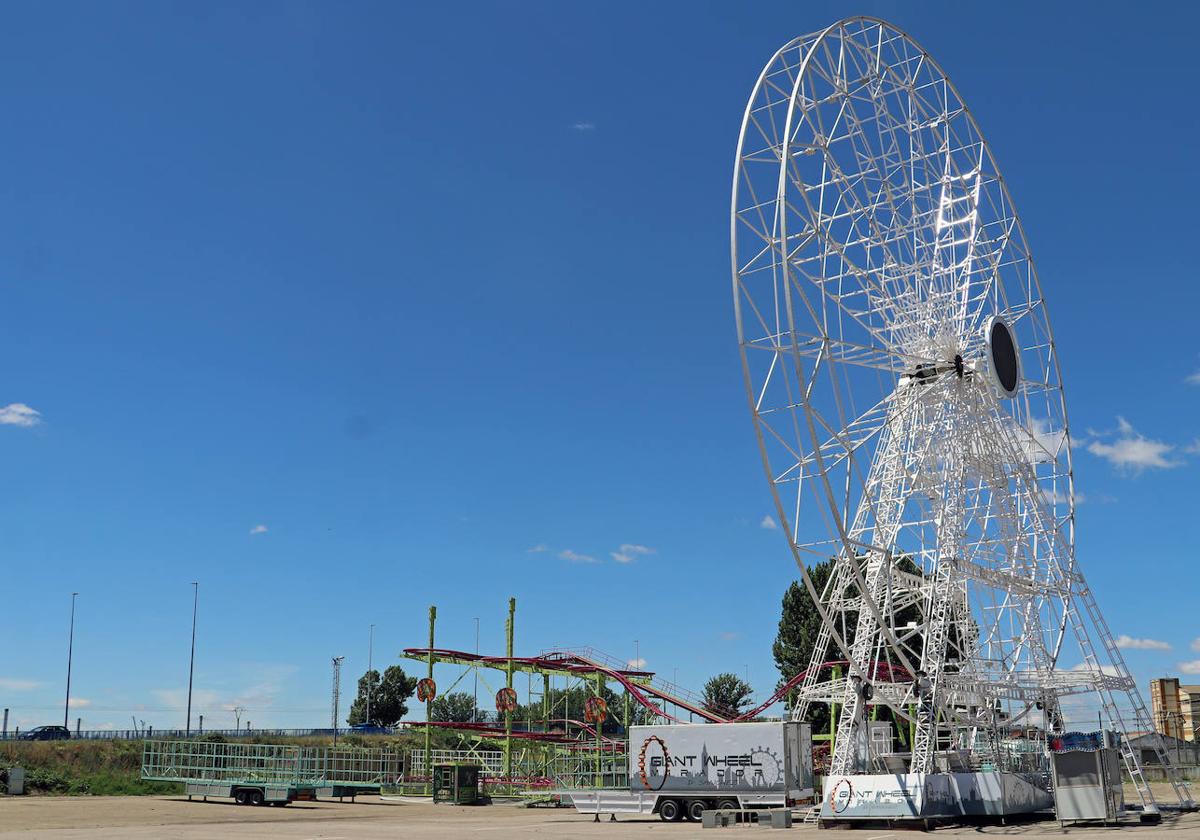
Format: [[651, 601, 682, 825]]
[[331, 656, 345, 743]]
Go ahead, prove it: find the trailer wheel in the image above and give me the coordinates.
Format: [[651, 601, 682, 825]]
[[658, 799, 683, 821], [234, 790, 249, 806], [718, 799, 738, 811], [686, 800, 707, 821], [248, 789, 264, 806]]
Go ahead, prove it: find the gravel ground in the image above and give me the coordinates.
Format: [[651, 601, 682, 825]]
[[0, 793, 1197, 838]]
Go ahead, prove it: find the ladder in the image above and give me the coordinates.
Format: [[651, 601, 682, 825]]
[[1067, 572, 1194, 811]]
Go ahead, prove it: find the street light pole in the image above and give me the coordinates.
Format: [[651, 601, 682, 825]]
[[186, 582, 199, 736], [64, 593, 78, 728], [366, 624, 375, 725]]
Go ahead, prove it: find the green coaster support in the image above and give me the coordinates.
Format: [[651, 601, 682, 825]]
[[425, 605, 436, 795], [503, 597, 516, 790], [594, 671, 604, 787]]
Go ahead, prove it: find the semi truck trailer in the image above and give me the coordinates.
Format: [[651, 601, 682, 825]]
[[563, 720, 813, 822]]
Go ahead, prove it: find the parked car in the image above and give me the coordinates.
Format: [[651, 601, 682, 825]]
[[19, 725, 71, 741], [348, 723, 392, 735]]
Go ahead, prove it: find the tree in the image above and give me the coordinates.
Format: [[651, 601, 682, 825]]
[[773, 559, 837, 691], [347, 665, 417, 726], [429, 691, 477, 723], [773, 558, 838, 733], [702, 673, 754, 719]]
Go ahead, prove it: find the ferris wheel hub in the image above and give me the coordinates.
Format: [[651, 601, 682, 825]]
[[985, 317, 1021, 398]]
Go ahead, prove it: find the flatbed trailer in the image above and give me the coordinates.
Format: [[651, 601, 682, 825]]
[[141, 740, 402, 806], [559, 787, 789, 820]]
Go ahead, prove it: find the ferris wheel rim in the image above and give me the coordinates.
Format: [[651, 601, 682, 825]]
[[731, 17, 1078, 695], [733, 14, 1076, 542]]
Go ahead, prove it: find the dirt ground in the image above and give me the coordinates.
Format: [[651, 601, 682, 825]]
[[1, 792, 1199, 840]]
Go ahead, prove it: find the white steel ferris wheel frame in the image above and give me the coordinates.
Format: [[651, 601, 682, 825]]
[[730, 17, 1192, 809]]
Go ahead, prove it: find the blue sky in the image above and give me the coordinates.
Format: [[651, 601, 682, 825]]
[[1, 1, 1198, 732]]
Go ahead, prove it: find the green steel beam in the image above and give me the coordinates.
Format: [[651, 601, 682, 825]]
[[426, 605, 436, 796]]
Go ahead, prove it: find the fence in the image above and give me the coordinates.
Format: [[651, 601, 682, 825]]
[[1, 726, 403, 742]]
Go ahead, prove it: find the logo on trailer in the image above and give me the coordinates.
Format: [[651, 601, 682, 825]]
[[638, 735, 670, 791], [829, 778, 853, 814]]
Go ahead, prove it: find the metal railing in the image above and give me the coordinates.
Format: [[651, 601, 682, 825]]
[[541, 645, 709, 710], [409, 747, 627, 790], [1, 726, 404, 742]]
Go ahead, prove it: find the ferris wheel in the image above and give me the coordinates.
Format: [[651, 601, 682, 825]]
[[730, 17, 1192, 811]]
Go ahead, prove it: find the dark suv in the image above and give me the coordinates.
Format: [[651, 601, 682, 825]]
[[19, 725, 71, 741]]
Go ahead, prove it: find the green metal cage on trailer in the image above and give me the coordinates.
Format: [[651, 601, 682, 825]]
[[141, 740, 405, 805]]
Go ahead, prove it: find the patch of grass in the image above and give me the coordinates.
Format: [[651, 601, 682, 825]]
[[0, 740, 182, 796], [0, 730, 451, 796]]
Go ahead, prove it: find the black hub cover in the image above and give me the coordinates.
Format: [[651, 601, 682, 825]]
[[989, 320, 1019, 395]]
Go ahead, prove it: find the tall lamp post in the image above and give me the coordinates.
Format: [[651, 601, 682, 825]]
[[186, 582, 199, 736], [366, 625, 375, 725], [63, 593, 78, 728], [473, 617, 480, 723]]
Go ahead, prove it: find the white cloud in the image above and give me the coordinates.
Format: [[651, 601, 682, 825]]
[[626, 658, 647, 669], [152, 665, 298, 718], [720, 632, 740, 641], [1085, 416, 1182, 473], [760, 515, 778, 530], [527, 544, 549, 553], [1179, 660, 1200, 675], [1115, 635, 1171, 651], [68, 697, 92, 708], [153, 687, 221, 709], [1018, 417, 1066, 464], [570, 121, 596, 131], [227, 665, 298, 710], [1185, 369, 1200, 386], [1191, 638, 1200, 653], [558, 549, 597, 564], [249, 524, 268, 535], [0, 403, 41, 427], [1070, 662, 1120, 677], [0, 678, 40, 691], [610, 544, 655, 564], [1185, 440, 1200, 456]]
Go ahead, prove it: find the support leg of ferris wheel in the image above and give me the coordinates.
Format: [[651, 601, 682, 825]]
[[827, 415, 914, 776], [909, 447, 967, 774], [795, 405, 903, 725]]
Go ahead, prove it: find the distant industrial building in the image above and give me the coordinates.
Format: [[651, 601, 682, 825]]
[[1150, 677, 1200, 742]]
